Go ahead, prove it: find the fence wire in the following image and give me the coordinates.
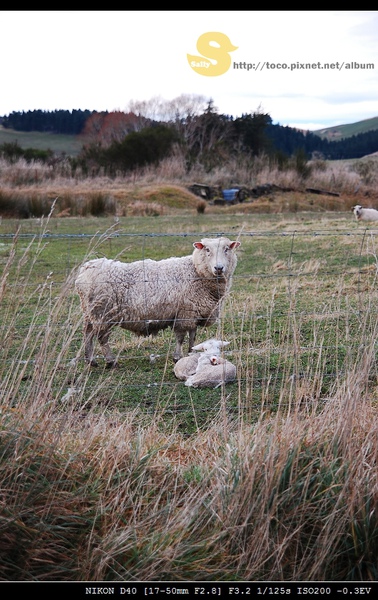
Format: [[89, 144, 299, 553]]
[[1, 226, 378, 422]]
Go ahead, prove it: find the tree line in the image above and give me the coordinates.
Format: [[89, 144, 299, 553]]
[[1, 109, 92, 135], [1, 98, 378, 173]]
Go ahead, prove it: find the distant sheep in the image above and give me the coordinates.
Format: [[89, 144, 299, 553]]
[[75, 237, 241, 367], [174, 338, 236, 388], [353, 205, 378, 222]]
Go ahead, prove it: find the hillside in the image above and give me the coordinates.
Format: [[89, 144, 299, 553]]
[[0, 125, 83, 156], [314, 116, 378, 141], [2, 113, 378, 161]]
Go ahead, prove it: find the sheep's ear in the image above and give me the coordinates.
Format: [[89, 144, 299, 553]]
[[220, 341, 230, 347], [193, 242, 205, 250], [229, 241, 241, 249]]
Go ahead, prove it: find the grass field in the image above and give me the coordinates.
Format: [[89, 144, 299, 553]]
[[2, 210, 378, 432], [313, 115, 378, 140], [0, 125, 83, 156], [2, 203, 378, 580]]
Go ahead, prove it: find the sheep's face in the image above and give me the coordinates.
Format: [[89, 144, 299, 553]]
[[193, 238, 240, 278], [353, 205, 362, 219]]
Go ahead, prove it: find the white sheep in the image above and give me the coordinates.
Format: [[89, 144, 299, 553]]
[[75, 237, 241, 367], [353, 205, 378, 222], [174, 338, 236, 388]]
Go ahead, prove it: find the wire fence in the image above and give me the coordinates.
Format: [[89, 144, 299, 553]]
[[1, 226, 378, 425]]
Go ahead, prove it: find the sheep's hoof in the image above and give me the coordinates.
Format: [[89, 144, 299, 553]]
[[87, 359, 99, 367], [105, 360, 118, 369]]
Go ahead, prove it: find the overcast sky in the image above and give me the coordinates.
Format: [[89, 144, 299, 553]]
[[1, 10, 377, 131]]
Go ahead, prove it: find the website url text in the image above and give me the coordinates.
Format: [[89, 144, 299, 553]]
[[233, 61, 374, 71]]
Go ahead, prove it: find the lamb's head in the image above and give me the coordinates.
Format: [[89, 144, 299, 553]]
[[196, 352, 223, 369], [192, 237, 240, 279], [353, 205, 362, 220], [191, 338, 230, 356]]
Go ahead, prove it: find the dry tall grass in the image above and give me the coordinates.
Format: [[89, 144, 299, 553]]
[[1, 215, 378, 581], [1, 152, 378, 219]]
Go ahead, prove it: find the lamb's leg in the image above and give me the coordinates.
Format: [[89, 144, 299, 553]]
[[185, 375, 195, 387], [98, 329, 117, 368], [84, 320, 98, 367]]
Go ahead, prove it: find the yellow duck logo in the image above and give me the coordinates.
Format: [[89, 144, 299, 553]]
[[187, 32, 238, 77]]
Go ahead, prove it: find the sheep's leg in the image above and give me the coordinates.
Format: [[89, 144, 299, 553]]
[[84, 321, 98, 367], [98, 329, 117, 368], [173, 328, 197, 362], [188, 329, 196, 354], [173, 331, 187, 362]]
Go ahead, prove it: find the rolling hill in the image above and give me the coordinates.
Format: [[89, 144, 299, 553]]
[[313, 116, 378, 141], [0, 125, 83, 156], [1, 113, 378, 159]]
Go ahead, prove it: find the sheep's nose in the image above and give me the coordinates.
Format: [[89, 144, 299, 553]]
[[214, 265, 224, 275]]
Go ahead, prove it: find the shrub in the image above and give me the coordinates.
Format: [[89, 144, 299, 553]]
[[82, 125, 179, 175], [196, 200, 207, 214], [0, 141, 53, 165], [292, 148, 312, 180], [0, 141, 23, 163], [85, 192, 116, 216]]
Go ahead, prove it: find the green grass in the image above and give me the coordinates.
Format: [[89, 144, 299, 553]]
[[1, 211, 378, 432], [2, 211, 378, 580], [0, 125, 83, 156], [314, 115, 378, 140]]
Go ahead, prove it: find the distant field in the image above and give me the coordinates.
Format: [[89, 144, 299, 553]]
[[0, 125, 83, 156], [314, 115, 378, 140]]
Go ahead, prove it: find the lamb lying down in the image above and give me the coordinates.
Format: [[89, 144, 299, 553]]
[[173, 338, 229, 381], [185, 354, 237, 389], [174, 338, 236, 389]]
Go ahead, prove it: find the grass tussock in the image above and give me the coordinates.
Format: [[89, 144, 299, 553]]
[[1, 214, 378, 580], [1, 347, 378, 580]]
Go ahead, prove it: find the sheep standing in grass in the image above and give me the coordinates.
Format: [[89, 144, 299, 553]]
[[353, 205, 378, 222], [75, 237, 241, 367], [174, 338, 236, 388]]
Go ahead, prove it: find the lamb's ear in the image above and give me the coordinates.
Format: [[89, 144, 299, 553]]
[[229, 241, 241, 249], [192, 342, 205, 351], [212, 340, 229, 349], [193, 242, 205, 250]]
